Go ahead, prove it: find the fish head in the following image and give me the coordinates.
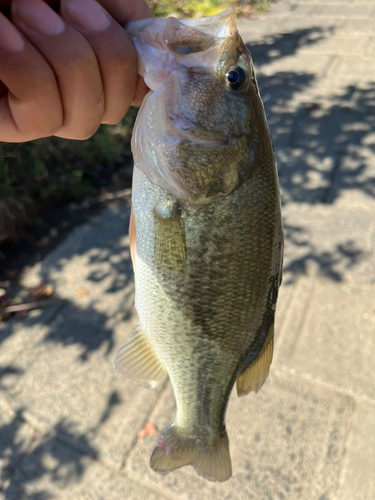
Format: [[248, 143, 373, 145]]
[[128, 10, 266, 205]]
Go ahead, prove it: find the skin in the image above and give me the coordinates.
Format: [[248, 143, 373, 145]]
[[0, 0, 152, 142]]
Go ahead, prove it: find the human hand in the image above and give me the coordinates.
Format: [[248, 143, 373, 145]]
[[0, 0, 152, 142]]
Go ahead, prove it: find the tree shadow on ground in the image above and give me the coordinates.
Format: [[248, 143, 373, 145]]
[[282, 221, 366, 284], [0, 203, 134, 364], [245, 27, 375, 285], [247, 28, 375, 206], [249, 27, 335, 67], [0, 388, 133, 498], [0, 407, 101, 499], [0, 203, 143, 497]]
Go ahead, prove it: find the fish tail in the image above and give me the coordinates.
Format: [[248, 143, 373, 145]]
[[150, 424, 232, 482], [150, 424, 197, 475], [193, 429, 232, 482]]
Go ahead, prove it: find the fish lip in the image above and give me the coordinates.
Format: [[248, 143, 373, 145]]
[[126, 10, 239, 90]]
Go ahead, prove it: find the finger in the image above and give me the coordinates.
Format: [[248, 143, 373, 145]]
[[12, 0, 105, 140], [0, 12, 63, 142], [0, 81, 6, 99], [1, 0, 153, 20], [0, 0, 57, 14], [94, 0, 154, 109], [132, 75, 149, 106], [59, 0, 139, 125], [96, 0, 152, 25]]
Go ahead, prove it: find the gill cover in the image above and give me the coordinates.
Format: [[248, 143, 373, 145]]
[[126, 10, 243, 200]]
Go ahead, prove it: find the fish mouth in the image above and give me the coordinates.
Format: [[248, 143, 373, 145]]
[[127, 10, 238, 93]]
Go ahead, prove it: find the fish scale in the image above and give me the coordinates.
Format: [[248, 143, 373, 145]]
[[114, 9, 283, 482]]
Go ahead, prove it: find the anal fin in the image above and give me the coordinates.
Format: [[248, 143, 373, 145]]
[[114, 325, 167, 389], [236, 338, 273, 396]]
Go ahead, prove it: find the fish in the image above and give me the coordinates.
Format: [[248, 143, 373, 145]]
[[114, 9, 283, 483]]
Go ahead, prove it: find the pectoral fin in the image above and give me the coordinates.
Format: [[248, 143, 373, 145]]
[[114, 325, 167, 389], [236, 338, 274, 396], [154, 199, 186, 276]]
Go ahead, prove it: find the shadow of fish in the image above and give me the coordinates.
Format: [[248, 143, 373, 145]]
[[115, 8, 283, 482]]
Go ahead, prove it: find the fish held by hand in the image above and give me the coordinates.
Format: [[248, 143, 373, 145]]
[[114, 8, 284, 483]]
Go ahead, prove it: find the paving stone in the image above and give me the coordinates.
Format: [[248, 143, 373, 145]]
[[257, 53, 331, 76], [332, 145, 375, 210], [125, 375, 354, 500], [237, 16, 284, 38], [0, 306, 60, 368], [327, 56, 375, 80], [297, 36, 368, 56], [1, 1, 374, 499], [300, 0, 367, 3], [2, 305, 165, 470], [276, 147, 336, 204], [265, 2, 319, 19], [314, 4, 375, 18], [5, 204, 164, 469], [274, 275, 315, 361], [0, 402, 39, 492], [281, 203, 375, 285], [20, 205, 134, 313], [367, 37, 375, 57], [2, 435, 169, 500], [337, 19, 375, 36], [336, 400, 375, 500], [275, 280, 375, 399], [276, 17, 342, 33], [274, 280, 295, 338]]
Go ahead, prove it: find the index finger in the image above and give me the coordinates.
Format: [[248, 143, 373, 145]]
[[96, 0, 152, 24], [0, 12, 63, 141], [1, 1, 153, 22]]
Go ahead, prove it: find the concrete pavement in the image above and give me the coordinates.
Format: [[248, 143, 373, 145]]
[[1, 0, 375, 498]]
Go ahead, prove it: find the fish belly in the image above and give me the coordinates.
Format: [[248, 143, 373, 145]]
[[132, 163, 281, 427]]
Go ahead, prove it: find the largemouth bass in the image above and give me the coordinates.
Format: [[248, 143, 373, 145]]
[[115, 9, 283, 482]]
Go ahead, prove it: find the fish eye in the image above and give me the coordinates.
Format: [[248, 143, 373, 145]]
[[225, 65, 246, 91]]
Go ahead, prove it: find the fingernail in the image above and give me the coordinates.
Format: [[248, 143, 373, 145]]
[[62, 0, 111, 32], [15, 0, 65, 35], [0, 13, 25, 52]]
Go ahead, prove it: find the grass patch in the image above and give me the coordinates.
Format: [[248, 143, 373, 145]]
[[0, 109, 137, 242], [0, 109, 136, 203], [146, 0, 272, 18]]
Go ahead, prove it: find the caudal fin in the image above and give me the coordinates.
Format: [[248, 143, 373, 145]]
[[150, 424, 232, 482], [193, 431, 232, 482]]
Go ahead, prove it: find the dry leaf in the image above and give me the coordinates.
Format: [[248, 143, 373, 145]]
[[28, 283, 54, 301], [138, 422, 157, 439], [44, 285, 54, 296]]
